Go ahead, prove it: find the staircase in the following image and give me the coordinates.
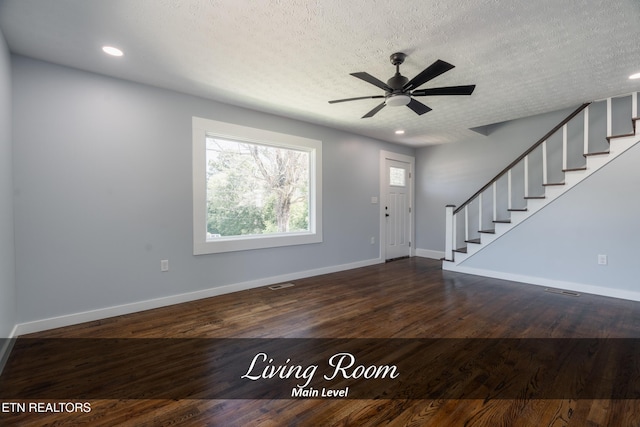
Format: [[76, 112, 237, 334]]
[[443, 92, 640, 269]]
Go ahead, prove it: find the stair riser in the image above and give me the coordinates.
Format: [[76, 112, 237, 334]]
[[585, 155, 609, 170]]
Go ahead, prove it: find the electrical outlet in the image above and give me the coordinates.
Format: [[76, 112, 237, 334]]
[[160, 259, 169, 272], [597, 254, 607, 265]]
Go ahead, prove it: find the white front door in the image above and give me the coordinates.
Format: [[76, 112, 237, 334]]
[[385, 158, 411, 260]]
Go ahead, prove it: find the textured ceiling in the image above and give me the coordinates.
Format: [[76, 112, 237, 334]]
[[1, 0, 640, 146]]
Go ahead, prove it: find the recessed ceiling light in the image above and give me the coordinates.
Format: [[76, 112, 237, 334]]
[[395, 130, 405, 135], [629, 72, 640, 80], [102, 46, 124, 57]]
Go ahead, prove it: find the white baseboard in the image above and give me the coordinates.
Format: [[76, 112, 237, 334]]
[[14, 257, 384, 336], [416, 248, 445, 260], [444, 264, 640, 302]]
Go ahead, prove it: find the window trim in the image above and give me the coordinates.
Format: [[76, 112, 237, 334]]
[[192, 117, 322, 255]]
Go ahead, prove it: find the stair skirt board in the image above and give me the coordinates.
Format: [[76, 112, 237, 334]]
[[442, 263, 640, 303]]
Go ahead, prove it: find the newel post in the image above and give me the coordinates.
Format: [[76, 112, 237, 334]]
[[445, 205, 456, 262]]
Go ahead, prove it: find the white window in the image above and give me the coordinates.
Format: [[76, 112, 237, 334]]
[[192, 117, 322, 254]]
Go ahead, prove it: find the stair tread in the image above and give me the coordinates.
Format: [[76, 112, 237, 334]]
[[465, 238, 481, 244], [607, 132, 635, 141], [493, 219, 511, 223], [524, 196, 545, 199], [543, 182, 565, 186], [479, 229, 496, 234], [454, 247, 468, 254], [584, 151, 610, 157], [563, 167, 587, 172], [508, 208, 528, 212]]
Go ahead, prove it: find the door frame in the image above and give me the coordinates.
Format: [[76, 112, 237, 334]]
[[379, 150, 415, 260]]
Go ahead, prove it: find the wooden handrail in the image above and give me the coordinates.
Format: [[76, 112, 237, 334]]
[[453, 103, 591, 215]]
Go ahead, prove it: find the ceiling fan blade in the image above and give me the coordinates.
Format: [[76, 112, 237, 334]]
[[412, 85, 476, 96], [406, 98, 432, 116], [351, 72, 393, 92], [362, 102, 386, 118], [328, 95, 385, 104], [403, 59, 455, 91]]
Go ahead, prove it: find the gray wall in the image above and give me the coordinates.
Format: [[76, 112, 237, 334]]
[[0, 29, 16, 338], [11, 55, 413, 324]]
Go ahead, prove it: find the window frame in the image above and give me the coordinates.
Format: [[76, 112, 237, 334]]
[[192, 117, 322, 255]]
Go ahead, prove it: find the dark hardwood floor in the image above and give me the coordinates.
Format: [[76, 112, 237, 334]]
[[2, 257, 640, 426]]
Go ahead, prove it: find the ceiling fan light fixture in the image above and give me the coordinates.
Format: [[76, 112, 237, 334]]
[[386, 94, 411, 107], [395, 130, 405, 135], [629, 72, 640, 80]]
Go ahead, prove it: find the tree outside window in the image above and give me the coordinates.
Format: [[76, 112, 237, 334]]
[[206, 138, 309, 239]]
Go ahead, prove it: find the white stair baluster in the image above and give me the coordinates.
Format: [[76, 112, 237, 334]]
[[478, 193, 483, 232], [507, 169, 512, 210], [583, 106, 589, 155], [444, 205, 455, 261], [562, 124, 568, 171], [607, 97, 612, 137], [452, 212, 457, 253], [542, 140, 548, 185], [492, 182, 497, 222], [524, 155, 529, 198], [464, 205, 469, 242]]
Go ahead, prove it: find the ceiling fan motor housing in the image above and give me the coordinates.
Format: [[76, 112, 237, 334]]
[[387, 74, 409, 91]]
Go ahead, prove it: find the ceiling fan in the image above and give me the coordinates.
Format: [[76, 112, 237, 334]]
[[329, 52, 475, 118]]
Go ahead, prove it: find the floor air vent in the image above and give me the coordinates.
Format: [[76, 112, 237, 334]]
[[269, 283, 295, 290], [544, 288, 580, 297]]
